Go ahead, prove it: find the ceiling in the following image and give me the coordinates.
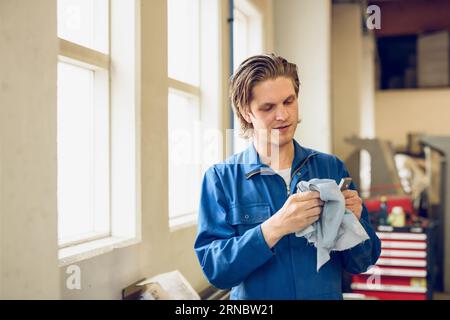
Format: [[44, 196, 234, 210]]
[[368, 0, 450, 37]]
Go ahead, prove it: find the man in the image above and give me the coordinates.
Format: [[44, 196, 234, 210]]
[[194, 54, 381, 300]]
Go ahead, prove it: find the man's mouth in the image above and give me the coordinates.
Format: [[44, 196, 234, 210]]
[[274, 124, 291, 130]]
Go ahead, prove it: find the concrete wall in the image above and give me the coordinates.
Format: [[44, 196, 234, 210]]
[[274, 0, 332, 153], [375, 89, 450, 147], [0, 0, 60, 299]]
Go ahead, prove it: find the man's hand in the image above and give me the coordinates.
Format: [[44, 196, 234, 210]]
[[342, 190, 363, 220], [261, 191, 324, 249]]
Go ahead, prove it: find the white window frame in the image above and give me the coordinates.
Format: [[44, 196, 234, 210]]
[[57, 0, 141, 266], [57, 1, 112, 249], [168, 0, 223, 230], [234, 0, 263, 60], [232, 0, 263, 154]]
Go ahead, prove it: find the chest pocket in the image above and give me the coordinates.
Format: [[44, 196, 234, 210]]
[[227, 203, 271, 236]]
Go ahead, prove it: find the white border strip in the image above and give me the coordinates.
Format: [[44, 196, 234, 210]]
[[381, 249, 427, 258], [377, 258, 427, 267], [377, 232, 427, 241], [364, 267, 427, 277], [351, 283, 427, 293], [381, 241, 426, 249]]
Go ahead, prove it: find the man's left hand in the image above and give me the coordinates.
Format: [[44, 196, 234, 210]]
[[342, 190, 363, 220]]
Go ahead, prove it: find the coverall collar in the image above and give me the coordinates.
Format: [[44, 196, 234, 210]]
[[244, 139, 315, 179]]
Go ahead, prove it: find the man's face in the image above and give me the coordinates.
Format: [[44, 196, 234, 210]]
[[244, 76, 298, 147]]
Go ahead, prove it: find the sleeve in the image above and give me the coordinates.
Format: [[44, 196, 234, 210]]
[[193, 167, 275, 289], [336, 158, 382, 274]]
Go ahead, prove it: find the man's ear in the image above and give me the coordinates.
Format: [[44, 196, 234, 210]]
[[241, 107, 252, 124]]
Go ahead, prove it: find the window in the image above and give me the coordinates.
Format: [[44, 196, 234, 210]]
[[232, 0, 263, 153], [57, 0, 110, 246], [167, 0, 222, 228], [377, 35, 417, 89], [57, 0, 140, 262], [168, 0, 202, 226], [57, 0, 109, 53]]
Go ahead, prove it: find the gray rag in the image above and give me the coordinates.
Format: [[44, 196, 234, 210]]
[[295, 178, 369, 272]]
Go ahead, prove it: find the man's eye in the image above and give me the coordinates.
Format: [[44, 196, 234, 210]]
[[284, 99, 294, 105]]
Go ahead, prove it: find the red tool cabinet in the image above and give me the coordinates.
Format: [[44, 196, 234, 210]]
[[351, 226, 432, 300]]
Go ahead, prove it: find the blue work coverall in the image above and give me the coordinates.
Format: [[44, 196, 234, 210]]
[[194, 140, 381, 299]]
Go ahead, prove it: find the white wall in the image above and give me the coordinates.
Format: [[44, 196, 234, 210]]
[[0, 0, 60, 299], [331, 3, 364, 161], [361, 35, 376, 139], [375, 89, 450, 147], [274, 0, 331, 153], [358, 34, 377, 195]]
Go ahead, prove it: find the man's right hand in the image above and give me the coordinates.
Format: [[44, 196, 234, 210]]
[[261, 191, 324, 249]]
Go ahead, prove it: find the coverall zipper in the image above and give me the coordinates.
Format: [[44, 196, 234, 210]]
[[278, 152, 318, 197], [282, 152, 316, 299]]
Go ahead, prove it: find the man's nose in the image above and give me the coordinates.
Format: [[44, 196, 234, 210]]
[[275, 105, 288, 121]]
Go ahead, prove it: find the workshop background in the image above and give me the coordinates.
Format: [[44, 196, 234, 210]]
[[1, 0, 450, 300]]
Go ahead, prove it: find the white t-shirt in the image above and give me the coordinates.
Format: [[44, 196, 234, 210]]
[[276, 167, 291, 189]]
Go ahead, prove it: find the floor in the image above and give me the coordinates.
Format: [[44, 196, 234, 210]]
[[433, 291, 450, 300]]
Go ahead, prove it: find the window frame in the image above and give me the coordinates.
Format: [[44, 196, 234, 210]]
[[232, 0, 264, 154], [167, 0, 202, 227], [57, 0, 141, 266], [57, 1, 112, 248], [167, 0, 224, 230]]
